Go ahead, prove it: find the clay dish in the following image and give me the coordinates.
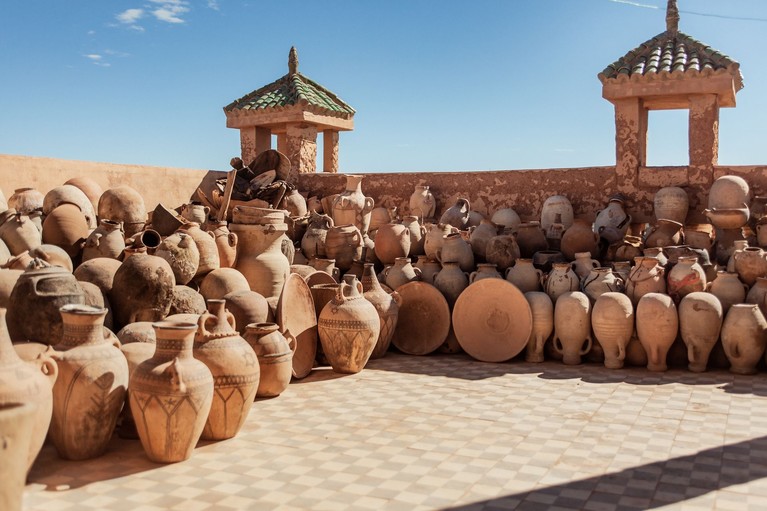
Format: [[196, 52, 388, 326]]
[[391, 282, 450, 356], [277, 273, 318, 379], [306, 270, 337, 288]]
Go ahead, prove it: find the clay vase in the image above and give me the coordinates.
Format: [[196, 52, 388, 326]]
[[0, 209, 42, 256], [436, 233, 474, 272], [469, 263, 502, 284], [282, 189, 308, 218], [199, 268, 251, 300], [594, 196, 632, 239], [231, 223, 290, 300], [684, 224, 715, 252], [210, 221, 238, 268], [8, 187, 44, 215], [644, 219, 683, 249], [301, 212, 333, 260], [374, 223, 411, 265], [169, 285, 207, 316], [401, 215, 426, 256], [43, 184, 97, 229], [679, 292, 723, 372], [318, 276, 381, 374], [667, 256, 707, 303], [468, 219, 498, 261], [0, 269, 22, 308], [543, 262, 579, 303], [626, 257, 666, 305], [181, 203, 210, 225], [525, 291, 553, 363], [733, 247, 767, 287], [491, 208, 521, 231], [484, 232, 520, 272], [98, 186, 146, 237], [361, 263, 402, 359], [178, 222, 220, 278], [591, 293, 634, 369], [310, 258, 340, 281], [581, 267, 624, 302], [709, 175, 750, 210], [331, 175, 375, 235], [643, 247, 669, 266], [560, 219, 600, 260], [156, 232, 200, 285], [726, 240, 749, 273], [636, 293, 678, 372], [243, 323, 294, 397], [552, 291, 592, 365], [613, 236, 643, 262], [439, 198, 471, 230], [541, 195, 574, 233], [409, 185, 436, 220], [417, 258, 442, 285], [65, 176, 103, 212], [110, 253, 176, 328], [515, 222, 548, 258], [193, 300, 259, 440], [223, 290, 272, 335], [42, 204, 91, 258], [324, 224, 363, 273], [505, 259, 543, 293], [571, 252, 600, 280], [424, 223, 457, 260], [383, 257, 421, 290], [433, 261, 469, 308], [710, 271, 748, 314], [368, 207, 392, 236], [49, 305, 128, 460], [0, 402, 37, 511], [0, 308, 58, 471], [82, 219, 125, 262], [129, 321, 214, 463], [654, 187, 689, 224], [721, 304, 767, 375], [611, 261, 632, 283]]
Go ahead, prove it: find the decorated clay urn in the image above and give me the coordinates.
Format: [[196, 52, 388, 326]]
[[331, 174, 375, 235], [525, 291, 553, 363], [439, 198, 471, 230], [361, 263, 402, 359], [210, 221, 238, 268], [594, 195, 632, 239], [98, 186, 147, 237], [654, 187, 689, 224], [591, 293, 634, 369], [625, 256, 666, 305], [505, 259, 543, 293], [155, 232, 200, 285], [709, 271, 748, 314], [541, 195, 574, 233], [581, 267, 624, 303], [679, 292, 723, 372], [243, 323, 294, 397], [636, 293, 678, 372], [374, 223, 411, 265], [552, 291, 592, 365], [409, 185, 436, 220], [721, 304, 767, 375], [667, 256, 707, 303], [110, 253, 176, 329], [231, 222, 290, 300], [543, 262, 579, 303]]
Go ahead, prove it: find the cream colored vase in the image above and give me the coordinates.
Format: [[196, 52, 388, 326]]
[[626, 256, 666, 305], [721, 304, 767, 375], [679, 292, 723, 372], [525, 291, 553, 363], [709, 271, 748, 314], [636, 293, 678, 372], [231, 223, 290, 300], [506, 259, 543, 293], [667, 256, 707, 303], [591, 293, 634, 369], [331, 175, 375, 235], [544, 262, 579, 303], [552, 291, 592, 365]]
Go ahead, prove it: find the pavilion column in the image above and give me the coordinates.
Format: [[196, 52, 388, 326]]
[[323, 130, 340, 173], [255, 127, 272, 156], [277, 133, 288, 155], [688, 94, 719, 187], [239, 127, 257, 164], [613, 98, 647, 193], [285, 123, 318, 180]]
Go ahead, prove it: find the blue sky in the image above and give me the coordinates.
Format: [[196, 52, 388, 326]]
[[1, 0, 766, 172]]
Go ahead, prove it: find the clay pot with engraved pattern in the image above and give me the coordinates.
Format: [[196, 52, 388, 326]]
[[243, 323, 294, 398], [362, 263, 402, 359]]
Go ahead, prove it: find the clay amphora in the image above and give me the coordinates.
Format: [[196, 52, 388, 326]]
[[301, 212, 333, 260], [409, 185, 436, 220], [721, 304, 767, 375], [318, 276, 380, 374], [491, 208, 521, 231], [485, 232, 520, 272], [0, 308, 58, 471], [541, 195, 574, 232], [515, 221, 548, 258], [571, 252, 599, 280], [644, 219, 683, 249], [469, 263, 502, 284], [552, 291, 592, 365], [129, 321, 213, 463], [243, 323, 294, 397], [324, 224, 363, 272], [82, 219, 125, 262], [331, 175, 375, 235], [43, 184, 97, 229], [433, 261, 469, 308], [178, 222, 220, 278], [224, 290, 272, 336], [679, 292, 723, 372], [383, 257, 421, 290], [98, 186, 146, 237], [560, 219, 599, 260], [468, 219, 498, 261], [156, 232, 200, 286], [199, 268, 251, 300], [417, 257, 442, 284], [709, 175, 750, 210], [543, 262, 579, 303], [361, 263, 402, 359], [368, 207, 392, 235], [726, 240, 749, 273], [309, 257, 340, 281], [667, 256, 707, 303], [636, 293, 678, 372], [710, 271, 748, 314], [374, 223, 411, 265], [594, 195, 632, 238], [0, 209, 42, 256], [437, 232, 474, 272], [401, 215, 426, 256], [581, 267, 624, 302], [733, 247, 767, 286], [193, 300, 259, 440], [439, 198, 471, 230], [0, 402, 37, 511], [231, 223, 290, 300], [643, 247, 669, 267], [654, 187, 689, 224], [42, 203, 91, 259], [181, 203, 210, 225], [505, 258, 543, 293], [591, 293, 634, 369], [611, 261, 632, 282], [525, 291, 553, 363], [8, 187, 44, 215], [210, 221, 238, 268], [110, 253, 176, 328], [424, 223, 458, 260], [50, 305, 128, 460]]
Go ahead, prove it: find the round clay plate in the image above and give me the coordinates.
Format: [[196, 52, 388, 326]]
[[452, 279, 533, 362], [391, 282, 451, 356], [305, 270, 336, 288], [277, 273, 318, 379]]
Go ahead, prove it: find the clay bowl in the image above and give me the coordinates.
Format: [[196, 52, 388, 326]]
[[391, 282, 450, 356], [277, 273, 318, 379], [705, 208, 749, 230]]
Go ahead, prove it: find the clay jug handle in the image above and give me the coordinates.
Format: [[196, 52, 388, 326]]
[[363, 197, 375, 214], [591, 259, 599, 268], [504, 267, 512, 279], [391, 290, 403, 306], [284, 329, 297, 353], [413, 267, 422, 280], [457, 198, 470, 213], [579, 336, 593, 355], [203, 206, 210, 216], [435, 249, 442, 264], [167, 357, 186, 393], [617, 340, 626, 361], [38, 347, 59, 386], [351, 229, 361, 245], [356, 280, 364, 295], [419, 224, 427, 237], [225, 310, 237, 331], [335, 282, 349, 304], [552, 335, 563, 355], [197, 311, 215, 340], [469, 271, 477, 284]]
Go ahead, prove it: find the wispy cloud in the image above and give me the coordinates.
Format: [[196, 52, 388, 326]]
[[149, 0, 190, 24], [207, 0, 220, 10], [83, 54, 111, 67], [115, 8, 145, 31], [607, 0, 659, 9]]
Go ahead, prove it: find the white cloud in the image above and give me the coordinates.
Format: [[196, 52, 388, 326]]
[[207, 0, 220, 10], [149, 0, 190, 23], [116, 8, 144, 24], [84, 54, 102, 61], [83, 54, 111, 67]]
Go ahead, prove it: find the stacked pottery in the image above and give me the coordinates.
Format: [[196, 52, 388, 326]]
[[82, 219, 125, 261], [636, 293, 678, 371], [515, 222, 548, 258], [50, 305, 128, 460], [543, 262, 579, 303], [209, 221, 238, 268], [361, 263, 402, 359], [110, 253, 176, 328], [560, 219, 599, 260], [178, 222, 220, 279], [433, 262, 469, 307], [679, 292, 723, 372], [383, 257, 421, 289], [301, 212, 333, 260], [552, 291, 592, 365], [571, 252, 600, 280], [98, 186, 146, 237], [491, 208, 521, 231], [705, 175, 750, 230], [374, 223, 411, 264], [439, 198, 471, 230], [231, 213, 290, 300], [721, 304, 767, 374], [243, 323, 294, 397], [654, 187, 689, 224], [591, 293, 634, 369], [525, 291, 553, 363], [424, 223, 457, 260], [468, 219, 498, 261], [155, 232, 200, 285], [409, 185, 436, 220], [0, 209, 41, 255], [505, 259, 543, 293], [331, 175, 375, 235], [401, 216, 426, 256], [667, 256, 706, 303], [194, 300, 260, 440], [644, 219, 683, 249], [324, 224, 363, 273], [484, 232, 520, 272], [709, 272, 748, 314]]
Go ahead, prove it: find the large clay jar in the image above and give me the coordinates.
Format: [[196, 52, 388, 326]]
[[468, 219, 498, 261], [485, 232, 520, 272], [74, 257, 122, 297], [552, 291, 592, 365], [374, 223, 411, 265], [368, 207, 391, 237], [439, 198, 471, 230], [49, 305, 128, 460], [110, 253, 176, 328], [433, 261, 469, 308], [581, 267, 624, 302], [469, 263, 502, 284], [383, 257, 421, 290], [193, 300, 259, 440], [181, 203, 210, 225], [324, 224, 363, 273], [7, 261, 86, 343], [362, 263, 402, 359], [721, 303, 767, 375], [726, 240, 749, 273], [417, 257, 442, 285], [636, 293, 678, 372], [301, 212, 333, 260], [65, 176, 103, 212], [231, 223, 290, 300], [436, 232, 474, 272], [129, 321, 213, 463], [43, 184, 97, 229], [98, 186, 146, 237], [209, 221, 238, 268], [626, 256, 666, 305], [667, 256, 707, 303], [409, 185, 436, 220], [424, 223, 457, 260], [8, 187, 44, 215], [42, 203, 90, 258], [733, 247, 767, 286], [0, 308, 58, 471], [317, 276, 380, 374], [541, 195, 574, 233], [0, 209, 42, 255], [178, 222, 220, 279], [332, 175, 375, 235], [654, 187, 689, 224], [571, 252, 600, 280], [644, 219, 683, 249], [169, 285, 206, 316], [515, 222, 548, 258], [199, 268, 250, 300], [82, 219, 125, 262], [594, 195, 632, 239], [491, 208, 521, 231], [709, 175, 750, 209], [0, 401, 37, 511], [224, 290, 271, 335], [156, 232, 200, 285], [560, 219, 599, 260], [401, 216, 426, 256], [505, 259, 543, 293], [679, 292, 723, 372], [543, 262, 579, 303], [525, 291, 553, 363], [710, 271, 748, 314], [591, 293, 634, 369], [243, 323, 294, 397], [746, 277, 767, 317]]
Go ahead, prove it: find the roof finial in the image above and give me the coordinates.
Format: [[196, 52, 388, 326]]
[[666, 0, 679, 32], [289, 46, 298, 75]]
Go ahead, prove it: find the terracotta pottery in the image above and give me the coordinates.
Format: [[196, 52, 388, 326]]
[[581, 267, 625, 302], [541, 195, 574, 233], [726, 240, 749, 273], [43, 184, 97, 229], [324, 224, 363, 273], [625, 333, 648, 367], [515, 221, 548, 258], [594, 195, 632, 239], [721, 303, 767, 375], [524, 291, 553, 362], [244, 323, 294, 397], [1, 251, 33, 271], [611, 261, 632, 282], [79, 280, 113, 329], [276, 273, 318, 379], [0, 239, 10, 266], [81, 219, 124, 262], [643, 247, 668, 266], [636, 293, 680, 371], [8, 187, 44, 215], [416, 257, 442, 285], [468, 219, 498, 261], [208, 221, 238, 268], [129, 321, 213, 463], [543, 262, 579, 303], [591, 293, 634, 369], [74, 257, 122, 296], [409, 185, 436, 220], [679, 292, 723, 372], [470, 263, 502, 284], [301, 212, 333, 260], [116, 321, 156, 344], [560, 219, 600, 260], [49, 305, 127, 460], [98, 186, 146, 237], [571, 252, 599, 280], [733, 246, 767, 286], [383, 257, 421, 290], [667, 256, 707, 303], [484, 232, 520, 272], [169, 285, 207, 316], [368, 207, 391, 236], [318, 276, 380, 374], [709, 175, 750, 210], [181, 203, 210, 225], [0, 402, 37, 511], [0, 269, 22, 308], [199, 268, 250, 300], [532, 250, 567, 273], [110, 253, 176, 329], [311, 283, 342, 319], [391, 282, 451, 356], [0, 209, 42, 256], [439, 198, 471, 230], [309, 258, 340, 282], [644, 219, 683, 249], [706, 207, 750, 230], [505, 258, 543, 293], [654, 186, 689, 224], [684, 224, 715, 251], [433, 261, 469, 308], [490, 208, 521, 231], [155, 232, 200, 285], [424, 223, 458, 261], [401, 216, 426, 256], [453, 279, 532, 362], [625, 257, 666, 305], [436, 232, 474, 272], [282, 189, 308, 218], [280, 233, 295, 265], [332, 175, 375, 235], [757, 219, 767, 249], [374, 223, 411, 264], [64, 177, 102, 212], [231, 223, 290, 300], [361, 263, 402, 359], [552, 291, 592, 365], [42, 203, 90, 258], [612, 236, 643, 262], [178, 222, 220, 278], [710, 271, 748, 314], [222, 290, 272, 335]]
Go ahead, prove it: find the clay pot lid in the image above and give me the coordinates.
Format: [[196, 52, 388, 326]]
[[391, 282, 450, 356], [452, 279, 532, 363], [277, 273, 318, 379], [305, 270, 337, 288]]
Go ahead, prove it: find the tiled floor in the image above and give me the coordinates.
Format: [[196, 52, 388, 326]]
[[24, 353, 767, 510]]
